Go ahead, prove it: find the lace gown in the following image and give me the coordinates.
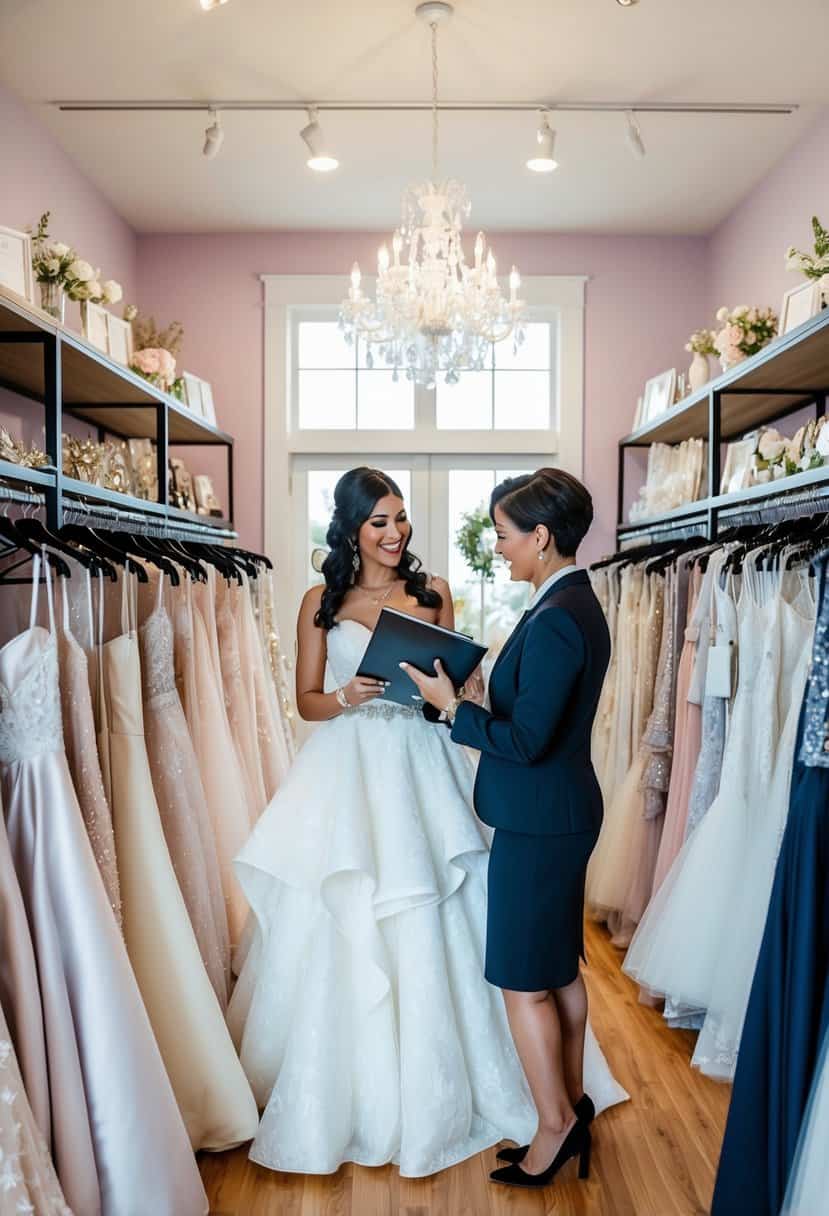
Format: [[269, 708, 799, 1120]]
[[1, 559, 209, 1216], [99, 572, 257, 1153], [228, 618, 628, 1178], [239, 574, 291, 801], [0, 1007, 72, 1216], [139, 574, 230, 1009]]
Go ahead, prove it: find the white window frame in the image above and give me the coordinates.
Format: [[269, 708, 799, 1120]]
[[263, 273, 586, 644]]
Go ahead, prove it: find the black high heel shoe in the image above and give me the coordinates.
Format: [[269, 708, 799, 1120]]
[[490, 1120, 591, 1189], [495, 1094, 595, 1164]]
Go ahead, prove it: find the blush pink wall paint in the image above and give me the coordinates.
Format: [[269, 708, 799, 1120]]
[[0, 82, 139, 450], [136, 231, 709, 561], [708, 110, 829, 319]]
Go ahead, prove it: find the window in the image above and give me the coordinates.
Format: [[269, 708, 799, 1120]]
[[295, 318, 414, 431], [436, 323, 556, 431]]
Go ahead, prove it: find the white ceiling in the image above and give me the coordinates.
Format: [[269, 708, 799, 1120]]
[[1, 0, 827, 234]]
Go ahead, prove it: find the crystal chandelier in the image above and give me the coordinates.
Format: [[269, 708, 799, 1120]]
[[339, 1, 525, 388]]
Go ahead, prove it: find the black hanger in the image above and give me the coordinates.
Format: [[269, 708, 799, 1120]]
[[109, 531, 181, 588], [0, 517, 71, 581], [16, 517, 117, 581], [60, 524, 149, 583]]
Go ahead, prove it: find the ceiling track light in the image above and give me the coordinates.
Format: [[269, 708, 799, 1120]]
[[625, 109, 646, 159], [300, 107, 339, 172], [203, 107, 224, 158], [200, 0, 229, 10], [616, 0, 639, 6], [527, 110, 558, 173]]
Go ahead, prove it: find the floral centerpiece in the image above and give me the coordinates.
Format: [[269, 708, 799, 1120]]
[[126, 308, 184, 393], [714, 305, 778, 371], [29, 212, 75, 319], [786, 216, 829, 280]]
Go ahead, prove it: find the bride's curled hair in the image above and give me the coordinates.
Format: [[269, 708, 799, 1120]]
[[315, 466, 441, 630]]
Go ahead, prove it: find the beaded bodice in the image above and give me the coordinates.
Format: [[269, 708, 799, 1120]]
[[0, 628, 63, 764], [799, 552, 829, 767], [326, 619, 421, 721]]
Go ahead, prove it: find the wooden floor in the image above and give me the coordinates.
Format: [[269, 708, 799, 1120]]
[[200, 920, 731, 1216]]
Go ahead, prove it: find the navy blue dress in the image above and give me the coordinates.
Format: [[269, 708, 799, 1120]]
[[711, 554, 829, 1216], [448, 569, 610, 991]]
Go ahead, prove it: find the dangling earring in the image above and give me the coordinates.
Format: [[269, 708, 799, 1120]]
[[350, 539, 360, 582], [538, 548, 547, 562]]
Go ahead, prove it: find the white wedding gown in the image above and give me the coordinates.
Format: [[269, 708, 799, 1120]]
[[228, 618, 627, 1177]]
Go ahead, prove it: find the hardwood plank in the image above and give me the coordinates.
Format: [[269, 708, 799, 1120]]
[[200, 920, 730, 1215]]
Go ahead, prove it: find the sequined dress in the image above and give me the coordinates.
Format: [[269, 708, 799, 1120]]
[[228, 617, 628, 1177]]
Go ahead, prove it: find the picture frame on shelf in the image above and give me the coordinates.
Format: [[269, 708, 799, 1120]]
[[0, 226, 34, 304], [193, 473, 223, 517], [780, 280, 827, 335], [182, 371, 204, 416], [720, 434, 758, 495], [631, 395, 645, 432], [199, 379, 216, 426], [106, 313, 133, 366], [83, 301, 110, 354], [641, 369, 677, 425]]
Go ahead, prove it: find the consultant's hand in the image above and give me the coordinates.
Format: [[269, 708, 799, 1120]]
[[399, 658, 455, 711], [340, 675, 388, 706], [465, 665, 485, 706]]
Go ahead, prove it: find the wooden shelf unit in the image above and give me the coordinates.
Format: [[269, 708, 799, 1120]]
[[617, 306, 829, 544], [0, 289, 235, 536]]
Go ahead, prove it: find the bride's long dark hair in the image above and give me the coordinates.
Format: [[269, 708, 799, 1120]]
[[314, 467, 441, 631]]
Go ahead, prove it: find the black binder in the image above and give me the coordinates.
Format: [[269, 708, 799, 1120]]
[[357, 607, 488, 708]]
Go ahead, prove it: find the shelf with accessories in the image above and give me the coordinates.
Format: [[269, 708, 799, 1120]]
[[617, 304, 829, 545], [0, 287, 235, 537]]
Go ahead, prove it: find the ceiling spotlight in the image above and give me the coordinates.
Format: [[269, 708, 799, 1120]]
[[616, 0, 639, 6], [625, 109, 646, 159], [527, 111, 558, 173], [300, 107, 339, 172], [203, 108, 224, 158], [200, 0, 229, 10]]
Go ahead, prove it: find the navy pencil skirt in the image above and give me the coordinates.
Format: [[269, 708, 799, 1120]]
[[485, 825, 599, 992]]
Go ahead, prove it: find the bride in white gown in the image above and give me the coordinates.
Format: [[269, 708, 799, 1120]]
[[228, 467, 626, 1177]]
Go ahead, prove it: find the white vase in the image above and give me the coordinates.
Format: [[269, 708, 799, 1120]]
[[688, 351, 711, 393]]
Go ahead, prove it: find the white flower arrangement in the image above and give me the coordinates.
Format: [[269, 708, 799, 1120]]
[[685, 328, 718, 356], [786, 216, 829, 280], [30, 212, 76, 285]]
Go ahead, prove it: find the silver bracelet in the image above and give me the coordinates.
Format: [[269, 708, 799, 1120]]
[[335, 686, 351, 710]]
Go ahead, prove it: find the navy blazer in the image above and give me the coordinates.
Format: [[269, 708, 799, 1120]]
[[450, 569, 610, 838]]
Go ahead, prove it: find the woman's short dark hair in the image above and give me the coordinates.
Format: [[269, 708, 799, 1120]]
[[490, 468, 593, 558]]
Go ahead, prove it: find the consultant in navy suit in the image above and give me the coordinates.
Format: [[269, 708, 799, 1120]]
[[450, 566, 610, 991]]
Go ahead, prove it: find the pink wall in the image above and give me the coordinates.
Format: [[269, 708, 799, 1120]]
[[0, 82, 139, 451], [136, 231, 709, 560], [708, 110, 829, 319]]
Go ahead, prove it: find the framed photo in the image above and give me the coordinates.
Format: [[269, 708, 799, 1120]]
[[106, 314, 133, 366], [720, 434, 758, 495], [631, 395, 645, 432], [0, 226, 34, 303], [642, 369, 677, 425], [182, 371, 203, 415], [780, 280, 829, 335], [83, 301, 110, 354], [199, 379, 216, 426]]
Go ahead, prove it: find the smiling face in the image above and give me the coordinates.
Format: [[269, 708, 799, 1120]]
[[493, 503, 551, 583], [357, 493, 411, 571]]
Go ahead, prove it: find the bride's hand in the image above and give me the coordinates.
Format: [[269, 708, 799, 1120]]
[[465, 666, 485, 706], [341, 675, 388, 706]]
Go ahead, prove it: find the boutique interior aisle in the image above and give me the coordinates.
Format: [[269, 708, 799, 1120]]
[[198, 918, 730, 1216]]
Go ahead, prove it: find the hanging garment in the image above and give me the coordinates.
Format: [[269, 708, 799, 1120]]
[[0, 1002, 72, 1216], [172, 576, 253, 947], [217, 579, 266, 822], [623, 555, 790, 1016], [712, 555, 829, 1216], [255, 567, 297, 763], [228, 618, 628, 1178], [781, 1026, 829, 1215], [693, 565, 815, 1078], [99, 571, 258, 1152], [58, 572, 122, 928], [238, 573, 291, 802], [0, 788, 50, 1145], [139, 573, 230, 1010], [1, 557, 209, 1216]]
